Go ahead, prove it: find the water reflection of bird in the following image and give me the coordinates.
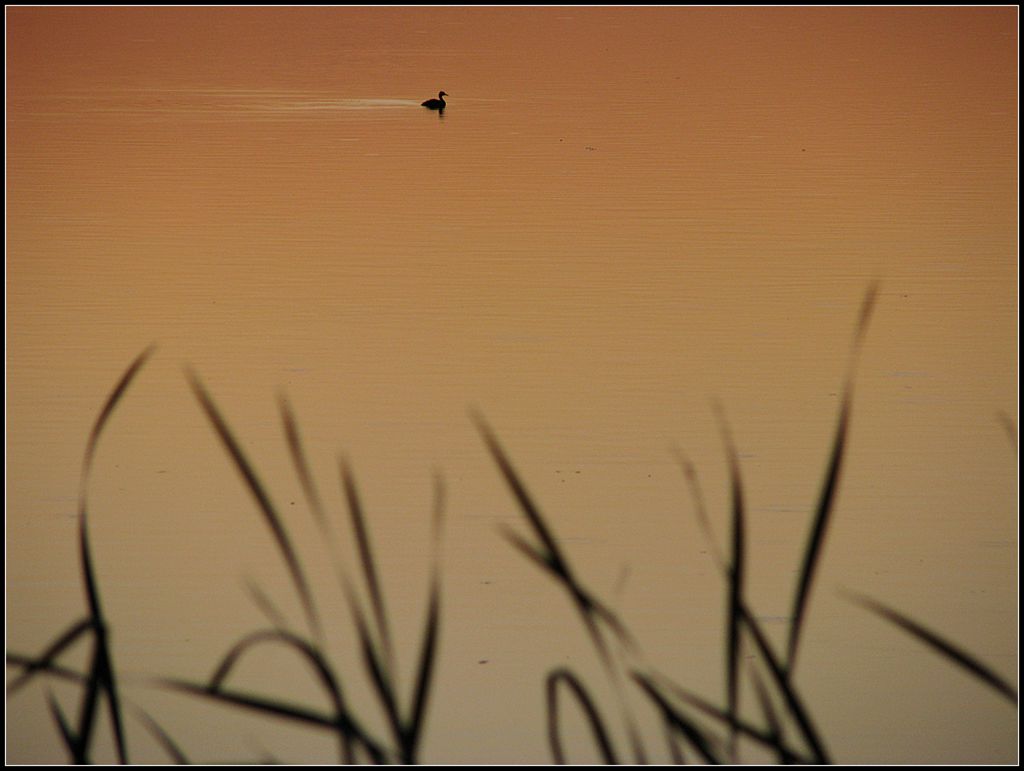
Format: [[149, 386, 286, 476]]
[[421, 91, 448, 110]]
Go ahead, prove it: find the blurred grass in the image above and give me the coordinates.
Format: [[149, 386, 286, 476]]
[[6, 285, 1016, 763], [472, 283, 1015, 764]]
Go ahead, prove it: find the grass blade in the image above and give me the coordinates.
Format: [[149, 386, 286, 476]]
[[477, 415, 636, 655], [475, 412, 646, 761], [748, 667, 802, 764], [344, 581, 402, 758], [134, 707, 190, 764], [244, 579, 290, 631], [339, 459, 392, 664], [80, 345, 157, 482], [70, 642, 103, 763], [736, 601, 830, 763], [78, 518, 105, 638], [336, 460, 405, 760], [852, 281, 880, 353], [206, 629, 342, 708], [500, 524, 559, 574], [280, 394, 330, 537], [5, 618, 93, 694], [176, 625, 380, 763], [404, 572, 441, 762], [670, 522, 831, 764], [79, 508, 129, 764], [47, 691, 80, 762], [162, 679, 386, 763], [674, 432, 832, 762], [632, 670, 809, 763], [713, 403, 745, 756], [38, 346, 155, 765], [546, 668, 620, 764], [664, 723, 687, 765], [187, 371, 320, 641], [632, 673, 724, 764], [843, 591, 1017, 705], [787, 284, 877, 672], [674, 422, 831, 761], [77, 347, 156, 762], [5, 653, 89, 687], [499, 521, 636, 663], [672, 448, 725, 571], [472, 412, 566, 569], [165, 678, 331, 727], [403, 473, 446, 762], [785, 390, 850, 672]]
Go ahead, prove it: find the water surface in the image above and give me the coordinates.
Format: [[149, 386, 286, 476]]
[[6, 7, 1017, 764]]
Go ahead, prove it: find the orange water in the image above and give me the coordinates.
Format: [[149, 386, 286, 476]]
[[6, 7, 1017, 763]]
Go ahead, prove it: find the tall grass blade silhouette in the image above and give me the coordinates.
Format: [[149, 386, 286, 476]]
[[8, 346, 157, 761], [187, 371, 321, 642], [672, 433, 831, 763], [664, 725, 687, 765], [340, 460, 393, 664], [734, 598, 830, 762], [473, 411, 646, 762], [134, 707, 190, 764], [163, 627, 386, 763], [280, 394, 330, 536], [843, 591, 1018, 705], [338, 465, 445, 763], [345, 581, 403, 757], [713, 403, 746, 758], [404, 573, 441, 761], [170, 384, 444, 763], [672, 449, 725, 570], [786, 282, 878, 673], [545, 668, 620, 764], [58, 344, 156, 763], [6, 653, 88, 688], [245, 578, 291, 630], [279, 396, 355, 632], [403, 473, 446, 763], [472, 412, 636, 656], [80, 346, 157, 481], [632, 674, 725, 764], [6, 619, 92, 694], [785, 391, 850, 673], [73, 517, 129, 763], [749, 667, 801, 764], [163, 678, 387, 762], [47, 692, 79, 756], [632, 671, 811, 763], [337, 460, 406, 760]]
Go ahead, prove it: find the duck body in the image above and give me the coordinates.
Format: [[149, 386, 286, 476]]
[[421, 91, 448, 110]]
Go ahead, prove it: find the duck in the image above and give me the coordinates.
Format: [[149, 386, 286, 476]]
[[421, 91, 448, 110]]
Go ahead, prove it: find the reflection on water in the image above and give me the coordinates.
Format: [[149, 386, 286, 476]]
[[13, 90, 433, 121], [6, 6, 1017, 765]]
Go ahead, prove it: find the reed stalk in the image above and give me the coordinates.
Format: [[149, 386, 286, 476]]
[[7, 288, 1015, 763]]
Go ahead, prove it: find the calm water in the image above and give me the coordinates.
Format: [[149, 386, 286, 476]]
[[6, 7, 1018, 764]]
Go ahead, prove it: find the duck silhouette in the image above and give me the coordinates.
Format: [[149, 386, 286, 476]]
[[421, 91, 448, 110]]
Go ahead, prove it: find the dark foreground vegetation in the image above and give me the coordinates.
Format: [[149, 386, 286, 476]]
[[7, 285, 1017, 763]]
